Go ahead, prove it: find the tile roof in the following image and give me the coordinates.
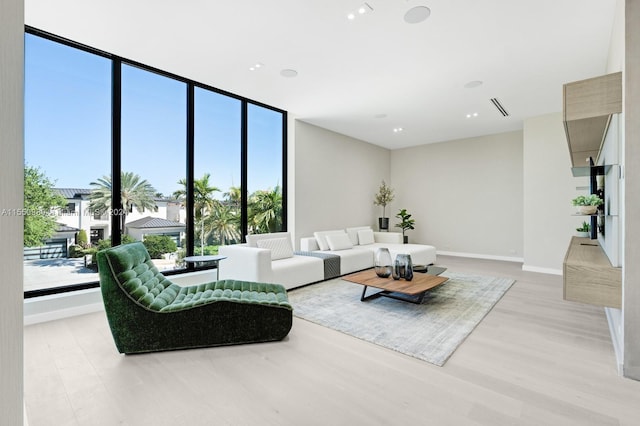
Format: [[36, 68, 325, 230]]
[[55, 222, 79, 232], [126, 216, 185, 229], [54, 188, 92, 199]]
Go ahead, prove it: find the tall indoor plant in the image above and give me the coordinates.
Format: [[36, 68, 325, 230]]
[[395, 208, 415, 243], [373, 180, 394, 231]]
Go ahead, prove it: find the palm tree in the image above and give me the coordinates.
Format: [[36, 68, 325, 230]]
[[207, 204, 241, 245], [173, 173, 220, 254], [89, 171, 157, 232], [248, 185, 283, 233], [224, 185, 242, 212]]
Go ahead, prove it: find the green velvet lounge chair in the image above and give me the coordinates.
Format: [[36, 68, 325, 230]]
[[97, 242, 293, 354]]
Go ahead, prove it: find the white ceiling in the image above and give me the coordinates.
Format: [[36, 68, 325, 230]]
[[25, 0, 618, 149]]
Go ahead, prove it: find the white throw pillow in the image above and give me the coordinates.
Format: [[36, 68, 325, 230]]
[[246, 232, 291, 248], [314, 230, 345, 251], [357, 229, 375, 245], [346, 226, 372, 245], [325, 233, 354, 251], [256, 238, 294, 260]]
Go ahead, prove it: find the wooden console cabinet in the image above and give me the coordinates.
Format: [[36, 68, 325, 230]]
[[563, 72, 622, 167], [563, 237, 621, 308]]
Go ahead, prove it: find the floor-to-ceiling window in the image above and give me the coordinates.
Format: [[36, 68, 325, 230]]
[[193, 88, 242, 254], [24, 33, 111, 292], [120, 64, 187, 270], [247, 104, 286, 234], [24, 28, 286, 296]]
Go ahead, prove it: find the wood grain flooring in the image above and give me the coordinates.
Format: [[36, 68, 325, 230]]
[[23, 256, 640, 425]]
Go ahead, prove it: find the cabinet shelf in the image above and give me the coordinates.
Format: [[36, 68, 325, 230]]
[[563, 72, 622, 167], [563, 237, 621, 308]]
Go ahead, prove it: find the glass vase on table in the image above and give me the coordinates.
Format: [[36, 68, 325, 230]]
[[374, 248, 393, 278]]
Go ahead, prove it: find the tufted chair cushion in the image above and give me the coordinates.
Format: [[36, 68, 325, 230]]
[[97, 241, 293, 354], [102, 242, 291, 312]]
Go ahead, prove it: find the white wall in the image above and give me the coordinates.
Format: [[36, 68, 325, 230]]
[[523, 113, 579, 274], [294, 121, 390, 247], [623, 0, 640, 381], [391, 131, 523, 260], [0, 0, 25, 423]]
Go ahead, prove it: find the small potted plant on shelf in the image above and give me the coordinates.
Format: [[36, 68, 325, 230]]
[[572, 194, 603, 215], [395, 208, 415, 244], [374, 180, 395, 231], [576, 221, 590, 238]]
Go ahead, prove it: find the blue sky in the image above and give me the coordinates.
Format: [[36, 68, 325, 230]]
[[24, 33, 283, 199]]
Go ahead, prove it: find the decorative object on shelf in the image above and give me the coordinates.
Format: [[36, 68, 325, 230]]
[[394, 208, 415, 243], [374, 180, 395, 231], [571, 194, 603, 215], [374, 247, 393, 278], [576, 221, 591, 238], [392, 253, 413, 281]]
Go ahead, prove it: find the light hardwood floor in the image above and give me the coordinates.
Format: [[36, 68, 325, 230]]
[[24, 256, 640, 425]]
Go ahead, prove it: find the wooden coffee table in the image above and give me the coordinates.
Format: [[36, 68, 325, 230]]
[[343, 269, 449, 304]]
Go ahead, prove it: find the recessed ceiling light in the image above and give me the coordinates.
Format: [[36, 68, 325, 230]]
[[404, 6, 431, 24], [464, 80, 483, 89], [280, 69, 298, 78], [347, 2, 373, 20], [466, 113, 479, 118], [393, 127, 404, 133], [249, 62, 264, 71]]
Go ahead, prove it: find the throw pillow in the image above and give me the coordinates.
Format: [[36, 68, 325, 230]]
[[357, 229, 375, 245], [325, 233, 354, 251], [346, 226, 372, 245], [256, 238, 294, 260], [314, 230, 345, 251]]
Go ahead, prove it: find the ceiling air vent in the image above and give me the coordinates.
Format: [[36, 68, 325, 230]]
[[490, 97, 509, 117]]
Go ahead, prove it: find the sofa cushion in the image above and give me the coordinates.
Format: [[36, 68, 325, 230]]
[[314, 230, 345, 251], [246, 232, 291, 248], [345, 226, 372, 245], [357, 228, 375, 245], [326, 233, 354, 251], [256, 237, 294, 260]]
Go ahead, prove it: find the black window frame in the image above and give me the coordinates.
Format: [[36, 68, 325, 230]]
[[24, 26, 287, 298]]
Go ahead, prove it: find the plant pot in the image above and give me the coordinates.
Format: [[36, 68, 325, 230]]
[[577, 205, 598, 215], [575, 231, 590, 238], [378, 217, 389, 231], [403, 235, 408, 244]]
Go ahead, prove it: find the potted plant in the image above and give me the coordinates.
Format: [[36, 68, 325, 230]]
[[373, 180, 394, 231], [395, 208, 415, 243], [576, 221, 590, 238], [572, 194, 603, 215]]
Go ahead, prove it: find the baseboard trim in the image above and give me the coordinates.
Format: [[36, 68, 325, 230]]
[[437, 250, 524, 263], [521, 265, 563, 276]]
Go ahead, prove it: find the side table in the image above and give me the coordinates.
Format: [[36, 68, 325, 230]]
[[183, 255, 227, 281]]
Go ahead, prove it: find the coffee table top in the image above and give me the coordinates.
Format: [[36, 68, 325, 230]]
[[343, 269, 448, 296]]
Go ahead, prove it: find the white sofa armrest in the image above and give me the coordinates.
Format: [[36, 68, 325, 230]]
[[373, 232, 403, 244], [300, 237, 320, 252], [218, 244, 273, 283]]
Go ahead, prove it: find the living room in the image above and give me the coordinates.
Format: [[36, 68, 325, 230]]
[[3, 1, 640, 424]]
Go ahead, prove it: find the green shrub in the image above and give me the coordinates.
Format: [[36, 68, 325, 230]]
[[96, 234, 136, 251], [143, 235, 177, 259], [69, 244, 84, 258], [76, 229, 88, 248], [193, 245, 219, 256]]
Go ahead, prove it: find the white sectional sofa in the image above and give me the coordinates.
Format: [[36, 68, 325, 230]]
[[218, 227, 436, 290], [218, 232, 325, 289], [301, 226, 436, 271]]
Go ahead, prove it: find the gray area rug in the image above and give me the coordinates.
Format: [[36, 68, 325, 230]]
[[288, 271, 515, 366]]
